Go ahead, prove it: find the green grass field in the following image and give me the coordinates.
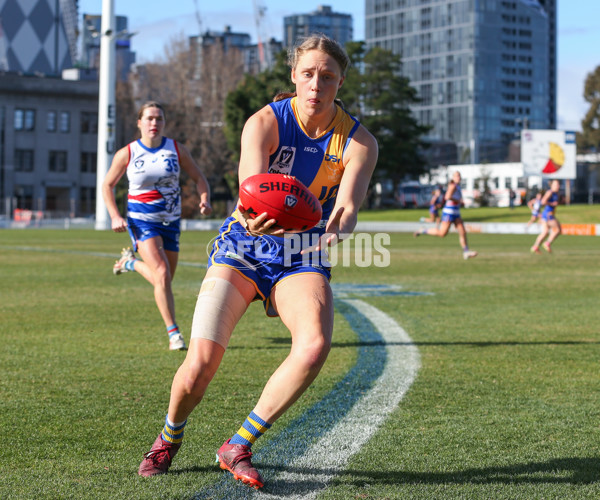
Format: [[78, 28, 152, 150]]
[[1, 215, 599, 499], [359, 203, 600, 224]]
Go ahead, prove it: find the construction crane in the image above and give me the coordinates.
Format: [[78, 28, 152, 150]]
[[193, 0, 203, 34], [252, 0, 270, 71]]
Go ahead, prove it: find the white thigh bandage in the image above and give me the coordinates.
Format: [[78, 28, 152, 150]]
[[190, 278, 248, 349]]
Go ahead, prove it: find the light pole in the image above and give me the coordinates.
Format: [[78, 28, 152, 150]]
[[94, 0, 116, 230]]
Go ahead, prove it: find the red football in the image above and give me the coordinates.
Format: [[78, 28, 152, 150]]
[[238, 173, 322, 233]]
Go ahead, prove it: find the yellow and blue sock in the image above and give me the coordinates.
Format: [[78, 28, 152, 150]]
[[229, 411, 271, 448], [161, 415, 186, 445]]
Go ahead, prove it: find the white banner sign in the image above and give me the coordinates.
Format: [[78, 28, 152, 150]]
[[521, 129, 576, 179]]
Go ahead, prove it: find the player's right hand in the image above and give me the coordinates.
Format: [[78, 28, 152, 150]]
[[111, 215, 128, 233]]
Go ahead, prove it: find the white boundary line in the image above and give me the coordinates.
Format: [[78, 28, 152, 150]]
[[254, 299, 420, 499], [199, 298, 420, 499]]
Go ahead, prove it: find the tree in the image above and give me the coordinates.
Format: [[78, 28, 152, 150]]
[[131, 33, 246, 217], [348, 44, 431, 186], [336, 41, 365, 114], [223, 50, 291, 163], [578, 65, 600, 152]]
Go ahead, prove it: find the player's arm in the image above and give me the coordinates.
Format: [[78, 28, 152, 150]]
[[102, 146, 130, 232], [238, 106, 279, 184], [541, 190, 553, 206], [320, 125, 378, 248], [238, 105, 282, 234], [178, 143, 212, 216], [444, 182, 456, 201]]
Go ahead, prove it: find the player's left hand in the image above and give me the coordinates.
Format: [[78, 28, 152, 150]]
[[240, 209, 285, 236], [199, 201, 212, 216]]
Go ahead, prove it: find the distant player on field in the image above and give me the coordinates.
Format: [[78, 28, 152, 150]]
[[102, 101, 212, 350], [526, 191, 543, 227], [422, 185, 444, 226], [137, 35, 378, 488], [530, 179, 561, 253], [414, 171, 478, 259]]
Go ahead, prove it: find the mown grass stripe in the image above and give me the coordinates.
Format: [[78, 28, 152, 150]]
[[0, 245, 207, 267], [196, 298, 420, 499]]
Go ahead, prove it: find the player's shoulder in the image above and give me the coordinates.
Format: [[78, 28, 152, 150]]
[[115, 143, 132, 161], [243, 105, 278, 144], [246, 104, 277, 128], [348, 123, 378, 153], [356, 123, 377, 145]]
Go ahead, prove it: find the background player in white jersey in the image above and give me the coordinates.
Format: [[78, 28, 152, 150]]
[[136, 35, 378, 488], [414, 171, 478, 259], [102, 101, 212, 350], [526, 191, 543, 227]]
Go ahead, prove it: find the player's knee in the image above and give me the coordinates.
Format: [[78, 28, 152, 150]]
[[179, 361, 215, 398], [294, 335, 331, 371], [151, 262, 171, 284]]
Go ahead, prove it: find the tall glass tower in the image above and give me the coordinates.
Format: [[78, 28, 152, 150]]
[[284, 5, 353, 48], [365, 0, 556, 164]]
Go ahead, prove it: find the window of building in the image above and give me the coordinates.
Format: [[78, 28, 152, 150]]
[[59, 111, 70, 133], [421, 58, 431, 80], [49, 151, 68, 172], [80, 152, 97, 173], [47, 111, 57, 132], [14, 184, 34, 210], [79, 187, 96, 216], [81, 111, 98, 134], [14, 109, 35, 131], [15, 149, 35, 172], [420, 84, 432, 105]]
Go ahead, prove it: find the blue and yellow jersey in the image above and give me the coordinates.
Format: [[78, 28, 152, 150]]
[[213, 98, 360, 311], [542, 192, 559, 220], [265, 96, 360, 230]]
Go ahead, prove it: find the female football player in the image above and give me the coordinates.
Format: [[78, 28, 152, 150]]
[[526, 191, 543, 227], [531, 179, 561, 253], [423, 185, 444, 226], [137, 35, 378, 488], [414, 170, 478, 259], [102, 101, 212, 350]]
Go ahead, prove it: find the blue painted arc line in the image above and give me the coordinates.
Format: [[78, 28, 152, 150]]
[[195, 298, 421, 499]]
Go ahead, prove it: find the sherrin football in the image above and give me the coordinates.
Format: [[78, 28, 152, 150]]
[[238, 173, 322, 233]]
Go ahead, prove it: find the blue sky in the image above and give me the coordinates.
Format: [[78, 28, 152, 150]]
[[79, 0, 600, 132]]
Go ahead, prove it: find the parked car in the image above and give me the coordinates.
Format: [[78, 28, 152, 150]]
[[395, 183, 434, 208]]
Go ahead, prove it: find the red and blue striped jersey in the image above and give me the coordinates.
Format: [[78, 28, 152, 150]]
[[126, 137, 181, 223]]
